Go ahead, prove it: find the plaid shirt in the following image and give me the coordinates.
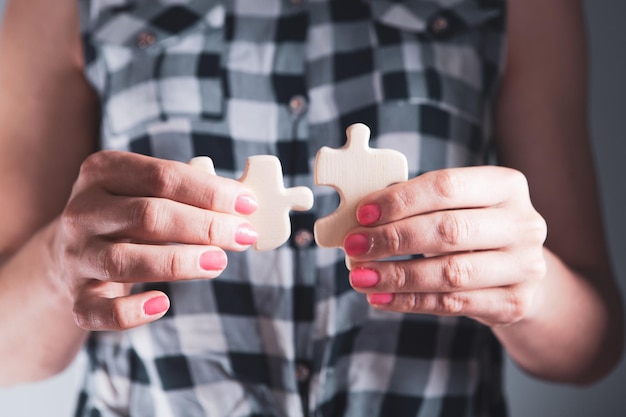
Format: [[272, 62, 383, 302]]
[[76, 0, 507, 416]]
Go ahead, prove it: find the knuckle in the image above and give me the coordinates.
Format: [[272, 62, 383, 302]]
[[508, 168, 530, 192], [99, 244, 125, 281], [432, 170, 462, 201], [73, 302, 107, 331], [404, 293, 420, 311], [390, 264, 409, 291], [529, 213, 548, 244], [381, 224, 404, 254], [72, 306, 91, 330], [523, 252, 548, 280], [204, 187, 217, 211], [76, 151, 122, 192], [164, 249, 186, 279], [59, 205, 82, 236], [385, 188, 415, 215], [131, 199, 162, 235], [60, 198, 96, 238], [80, 151, 108, 174], [146, 163, 180, 196], [442, 255, 472, 289], [439, 293, 466, 315], [110, 301, 131, 330], [437, 212, 468, 247], [503, 288, 531, 325], [205, 216, 224, 244], [78, 151, 116, 186]]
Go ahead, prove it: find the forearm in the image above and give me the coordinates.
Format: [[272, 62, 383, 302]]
[[493, 248, 623, 385], [0, 220, 87, 387]]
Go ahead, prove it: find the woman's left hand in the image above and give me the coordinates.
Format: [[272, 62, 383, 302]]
[[345, 166, 548, 328]]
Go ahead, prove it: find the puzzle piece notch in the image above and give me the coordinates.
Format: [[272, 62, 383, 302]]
[[314, 123, 409, 249]]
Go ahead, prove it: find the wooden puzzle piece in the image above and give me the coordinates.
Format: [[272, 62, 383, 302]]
[[314, 123, 409, 254], [239, 155, 314, 250], [190, 155, 314, 251]]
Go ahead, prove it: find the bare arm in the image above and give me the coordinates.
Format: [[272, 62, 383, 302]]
[[493, 0, 623, 384], [344, 0, 622, 386], [0, 0, 262, 387], [0, 0, 98, 385]]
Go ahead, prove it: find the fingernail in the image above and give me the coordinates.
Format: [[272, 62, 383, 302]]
[[357, 204, 381, 225], [344, 233, 372, 256], [235, 195, 258, 215], [200, 250, 228, 271], [350, 268, 379, 288], [143, 296, 169, 316], [235, 224, 258, 245], [369, 293, 394, 305]]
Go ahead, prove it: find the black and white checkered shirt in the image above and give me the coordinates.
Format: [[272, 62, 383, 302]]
[[76, 0, 507, 416]]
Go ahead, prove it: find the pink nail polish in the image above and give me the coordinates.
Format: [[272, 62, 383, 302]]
[[200, 250, 228, 271], [350, 268, 379, 288], [344, 233, 372, 256], [235, 195, 258, 215], [235, 224, 258, 245], [369, 293, 394, 305], [357, 204, 381, 225], [143, 296, 169, 316]]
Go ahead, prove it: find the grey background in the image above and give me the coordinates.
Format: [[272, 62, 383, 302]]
[[0, 0, 624, 416]]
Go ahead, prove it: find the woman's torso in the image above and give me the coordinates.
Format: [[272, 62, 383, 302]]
[[76, 1, 508, 416]]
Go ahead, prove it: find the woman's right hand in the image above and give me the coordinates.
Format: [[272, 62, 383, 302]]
[[53, 150, 258, 331]]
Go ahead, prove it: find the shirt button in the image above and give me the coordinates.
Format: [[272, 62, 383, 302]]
[[295, 363, 310, 382], [289, 95, 307, 116], [428, 15, 450, 37], [294, 229, 314, 249], [207, 5, 226, 28], [137, 32, 156, 49]]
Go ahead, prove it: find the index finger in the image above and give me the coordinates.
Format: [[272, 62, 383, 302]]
[[356, 166, 530, 226], [79, 151, 257, 215]]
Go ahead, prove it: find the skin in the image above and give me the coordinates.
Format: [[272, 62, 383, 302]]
[[0, 0, 258, 385], [347, 0, 624, 384], [0, 0, 622, 391]]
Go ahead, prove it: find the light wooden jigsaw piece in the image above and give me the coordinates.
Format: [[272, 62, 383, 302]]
[[239, 155, 314, 250], [314, 123, 409, 253], [190, 155, 314, 251]]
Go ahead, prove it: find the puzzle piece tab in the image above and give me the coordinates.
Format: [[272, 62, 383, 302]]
[[190, 155, 313, 251], [314, 123, 409, 250]]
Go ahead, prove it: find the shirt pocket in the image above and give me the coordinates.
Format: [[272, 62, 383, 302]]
[[82, 0, 226, 136], [365, 0, 505, 122]]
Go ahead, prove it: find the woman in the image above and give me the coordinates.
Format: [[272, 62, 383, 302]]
[[0, 0, 622, 415]]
